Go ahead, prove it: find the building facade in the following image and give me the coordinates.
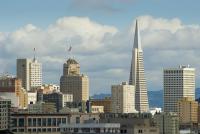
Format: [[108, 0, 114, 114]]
[[177, 97, 198, 124], [17, 58, 42, 91], [27, 92, 37, 104], [60, 123, 121, 134], [129, 20, 149, 112], [91, 106, 104, 113], [100, 113, 159, 134], [43, 92, 73, 112], [91, 97, 112, 113], [11, 113, 100, 133], [111, 82, 136, 113], [60, 58, 89, 103], [164, 65, 195, 112], [28, 102, 56, 113], [154, 112, 179, 134], [0, 76, 28, 108], [0, 97, 11, 131]]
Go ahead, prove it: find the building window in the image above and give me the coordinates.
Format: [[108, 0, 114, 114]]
[[48, 118, 51, 126], [138, 129, 143, 133], [19, 118, 25, 127], [38, 118, 42, 126]]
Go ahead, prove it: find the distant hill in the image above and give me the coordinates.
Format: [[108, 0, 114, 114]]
[[91, 93, 111, 100], [91, 88, 200, 108], [196, 88, 200, 99]]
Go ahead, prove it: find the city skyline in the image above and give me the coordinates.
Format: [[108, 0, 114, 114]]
[[0, 0, 200, 95]]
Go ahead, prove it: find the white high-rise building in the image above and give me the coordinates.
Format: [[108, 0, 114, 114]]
[[30, 59, 42, 89], [17, 58, 42, 91], [111, 82, 136, 113], [129, 20, 149, 112], [164, 65, 195, 112]]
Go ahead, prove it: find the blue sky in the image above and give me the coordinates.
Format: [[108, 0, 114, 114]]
[[1, 0, 200, 95], [0, 0, 199, 31]]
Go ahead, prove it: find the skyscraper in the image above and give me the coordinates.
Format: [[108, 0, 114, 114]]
[[17, 58, 42, 91], [129, 20, 149, 112], [164, 65, 195, 112], [30, 59, 42, 89], [60, 58, 89, 103]]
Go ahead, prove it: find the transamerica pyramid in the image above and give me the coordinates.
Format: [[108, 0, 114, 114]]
[[129, 20, 149, 112]]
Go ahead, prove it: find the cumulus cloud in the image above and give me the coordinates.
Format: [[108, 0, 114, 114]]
[[0, 15, 200, 95]]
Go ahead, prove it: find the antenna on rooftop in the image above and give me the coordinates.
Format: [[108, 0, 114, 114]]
[[33, 47, 36, 61], [67, 40, 73, 59]]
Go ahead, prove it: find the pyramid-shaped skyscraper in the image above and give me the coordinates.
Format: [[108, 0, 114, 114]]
[[129, 20, 149, 112]]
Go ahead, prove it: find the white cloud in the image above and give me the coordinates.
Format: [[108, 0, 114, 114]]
[[1, 15, 200, 95]]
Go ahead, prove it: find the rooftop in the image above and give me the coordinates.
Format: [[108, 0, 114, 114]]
[[66, 58, 78, 64]]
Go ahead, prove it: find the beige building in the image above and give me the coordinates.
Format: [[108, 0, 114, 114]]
[[60, 58, 89, 103], [17, 58, 42, 91], [164, 65, 195, 112], [28, 101, 56, 113], [178, 97, 198, 124], [91, 97, 112, 113], [19, 88, 28, 108], [0, 76, 28, 108], [37, 84, 60, 93], [91, 106, 104, 113], [154, 112, 179, 134], [111, 82, 136, 113]]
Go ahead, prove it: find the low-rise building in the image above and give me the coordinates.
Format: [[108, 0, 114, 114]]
[[91, 97, 112, 113], [43, 92, 73, 112], [0, 97, 11, 131], [0, 76, 28, 108], [60, 123, 120, 134], [27, 92, 37, 104], [100, 113, 159, 134], [28, 101, 56, 113], [154, 112, 179, 134], [91, 106, 104, 113], [65, 101, 88, 113], [11, 113, 100, 133]]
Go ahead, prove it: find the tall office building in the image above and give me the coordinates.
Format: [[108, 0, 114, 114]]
[[111, 82, 136, 113], [60, 58, 89, 103], [164, 65, 195, 112], [17, 58, 42, 91], [129, 20, 149, 112]]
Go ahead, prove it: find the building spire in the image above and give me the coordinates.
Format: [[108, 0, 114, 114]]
[[133, 20, 142, 50], [129, 19, 149, 112]]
